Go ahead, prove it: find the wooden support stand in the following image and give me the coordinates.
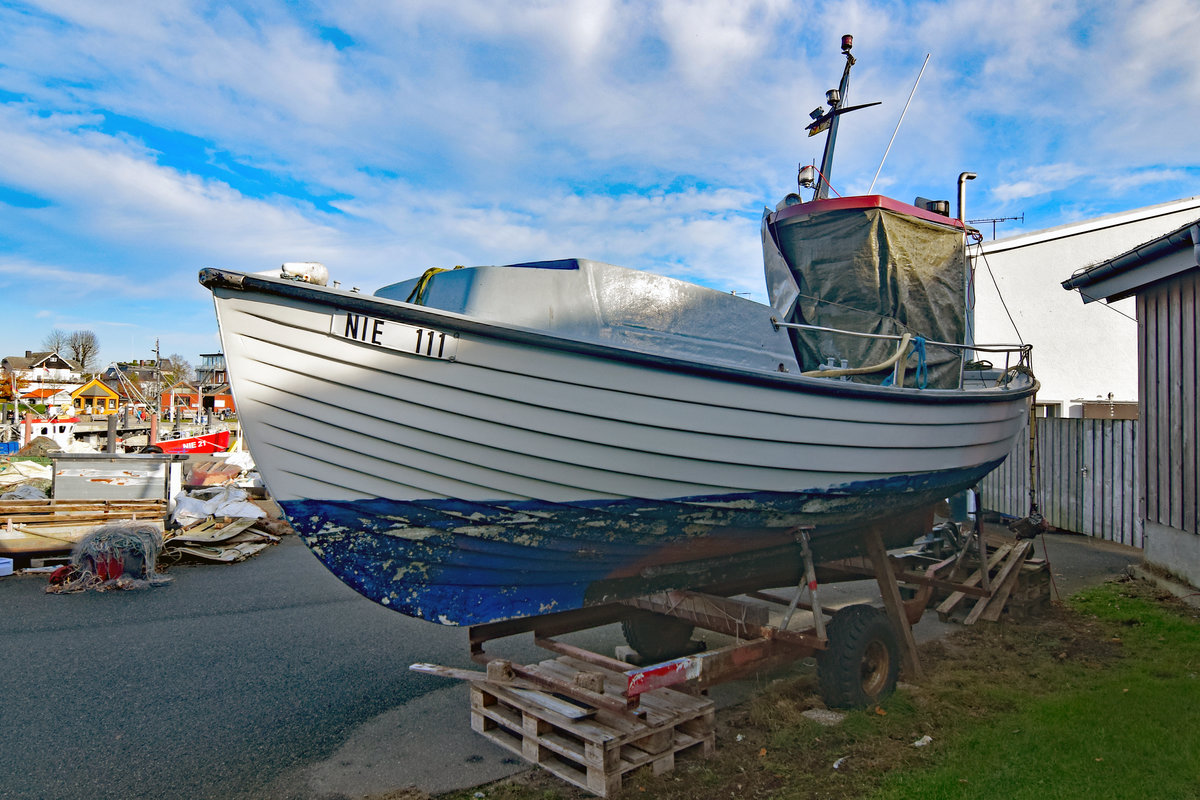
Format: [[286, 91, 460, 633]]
[[862, 525, 924, 680], [417, 519, 1053, 797]]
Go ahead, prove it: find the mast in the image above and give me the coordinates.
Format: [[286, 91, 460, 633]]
[[815, 35, 856, 200], [804, 35, 879, 201]]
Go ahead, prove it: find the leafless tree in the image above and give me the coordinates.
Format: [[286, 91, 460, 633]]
[[66, 330, 100, 373], [42, 328, 70, 355], [162, 353, 193, 385]]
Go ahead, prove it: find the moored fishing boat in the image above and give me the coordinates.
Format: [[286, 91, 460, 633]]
[[147, 427, 231, 455], [200, 38, 1036, 627]]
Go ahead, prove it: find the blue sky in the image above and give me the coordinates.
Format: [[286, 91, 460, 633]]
[[0, 0, 1197, 367]]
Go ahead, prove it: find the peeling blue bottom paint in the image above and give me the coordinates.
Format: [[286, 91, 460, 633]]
[[281, 461, 1001, 625]]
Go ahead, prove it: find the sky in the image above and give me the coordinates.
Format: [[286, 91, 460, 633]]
[[0, 0, 1197, 368]]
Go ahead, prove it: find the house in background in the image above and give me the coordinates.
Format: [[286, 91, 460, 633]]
[[195, 353, 228, 387], [1, 350, 83, 390], [101, 359, 166, 386], [1062, 218, 1200, 588], [160, 380, 236, 420], [71, 377, 121, 416], [973, 195, 1200, 416], [20, 386, 76, 416]]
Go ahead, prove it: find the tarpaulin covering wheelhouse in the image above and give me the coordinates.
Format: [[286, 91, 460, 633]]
[[763, 198, 968, 389]]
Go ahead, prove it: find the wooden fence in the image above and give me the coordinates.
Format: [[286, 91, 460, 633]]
[[979, 417, 1142, 548]]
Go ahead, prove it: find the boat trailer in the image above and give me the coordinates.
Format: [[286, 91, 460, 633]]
[[411, 522, 1047, 797]]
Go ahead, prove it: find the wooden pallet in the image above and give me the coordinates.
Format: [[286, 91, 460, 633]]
[[470, 656, 714, 797], [936, 541, 1050, 623]]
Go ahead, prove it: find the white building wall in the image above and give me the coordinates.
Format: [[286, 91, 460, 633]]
[[972, 196, 1200, 414]]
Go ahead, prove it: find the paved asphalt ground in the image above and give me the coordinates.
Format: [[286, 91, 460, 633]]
[[0, 531, 1142, 800]]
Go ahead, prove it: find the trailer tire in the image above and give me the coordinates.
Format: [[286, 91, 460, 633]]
[[621, 613, 695, 663], [817, 604, 900, 709]]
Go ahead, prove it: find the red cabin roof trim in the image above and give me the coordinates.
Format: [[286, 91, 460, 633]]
[[772, 194, 967, 230]]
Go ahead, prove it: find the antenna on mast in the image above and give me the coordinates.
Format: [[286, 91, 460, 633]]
[[868, 53, 930, 194]]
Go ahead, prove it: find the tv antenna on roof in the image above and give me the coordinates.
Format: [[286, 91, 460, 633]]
[[968, 214, 1024, 240]]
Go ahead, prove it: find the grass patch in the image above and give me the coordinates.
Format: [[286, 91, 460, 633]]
[[426, 580, 1199, 800]]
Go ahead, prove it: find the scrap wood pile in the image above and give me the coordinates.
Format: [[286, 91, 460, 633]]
[[0, 498, 167, 556]]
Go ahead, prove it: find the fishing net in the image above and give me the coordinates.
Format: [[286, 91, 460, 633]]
[[46, 522, 173, 593]]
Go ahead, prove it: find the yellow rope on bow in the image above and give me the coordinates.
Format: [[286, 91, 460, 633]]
[[801, 333, 914, 380], [405, 265, 465, 305]]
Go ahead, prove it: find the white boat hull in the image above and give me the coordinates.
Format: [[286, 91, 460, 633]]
[[204, 268, 1035, 625]]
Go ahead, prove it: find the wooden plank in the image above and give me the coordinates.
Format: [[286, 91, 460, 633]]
[[512, 660, 636, 716], [1129, 419, 1143, 547], [0, 504, 166, 513], [0, 512, 165, 525], [1093, 420, 1107, 541], [978, 541, 1034, 623], [863, 527, 922, 680], [1156, 285, 1170, 525], [1084, 419, 1094, 537], [1138, 292, 1150, 523], [936, 544, 1012, 618], [510, 689, 596, 721], [1169, 278, 1184, 531], [1184, 270, 1198, 536]]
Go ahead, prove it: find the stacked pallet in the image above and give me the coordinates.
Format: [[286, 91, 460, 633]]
[[470, 655, 715, 798], [935, 539, 1050, 623], [0, 499, 167, 556], [1001, 557, 1053, 620]]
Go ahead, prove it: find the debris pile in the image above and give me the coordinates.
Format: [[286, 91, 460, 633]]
[[0, 458, 52, 496], [0, 448, 295, 587], [164, 483, 288, 563], [1, 484, 47, 501], [14, 437, 61, 458], [184, 451, 259, 491]]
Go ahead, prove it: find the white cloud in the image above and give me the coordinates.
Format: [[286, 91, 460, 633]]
[[0, 0, 1198, 360]]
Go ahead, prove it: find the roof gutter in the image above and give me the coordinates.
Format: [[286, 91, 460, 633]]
[[1062, 221, 1200, 293]]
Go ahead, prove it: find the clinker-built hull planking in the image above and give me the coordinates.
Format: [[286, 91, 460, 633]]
[[204, 269, 1033, 625]]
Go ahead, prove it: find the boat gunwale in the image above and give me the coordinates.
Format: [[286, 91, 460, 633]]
[[200, 267, 1037, 406]]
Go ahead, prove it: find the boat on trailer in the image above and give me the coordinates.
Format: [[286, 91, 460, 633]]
[[200, 38, 1035, 627]]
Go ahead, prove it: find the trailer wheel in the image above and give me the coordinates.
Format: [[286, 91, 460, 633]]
[[621, 613, 696, 663], [817, 604, 900, 709]]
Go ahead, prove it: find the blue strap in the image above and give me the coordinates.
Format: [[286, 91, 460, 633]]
[[913, 336, 928, 389], [881, 336, 929, 389]]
